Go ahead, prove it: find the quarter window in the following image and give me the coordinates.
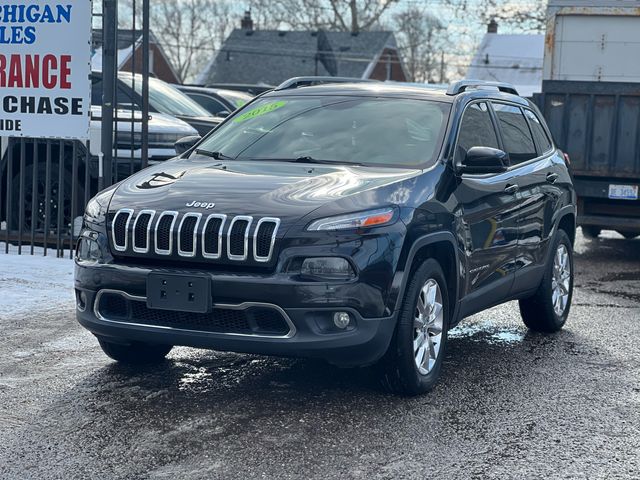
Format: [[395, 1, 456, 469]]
[[455, 102, 499, 164], [524, 109, 553, 154], [492, 103, 537, 165]]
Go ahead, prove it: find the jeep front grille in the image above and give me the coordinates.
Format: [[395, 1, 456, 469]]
[[110, 209, 280, 263]]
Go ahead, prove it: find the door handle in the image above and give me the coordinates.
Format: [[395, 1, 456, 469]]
[[547, 172, 559, 183], [504, 184, 519, 194]]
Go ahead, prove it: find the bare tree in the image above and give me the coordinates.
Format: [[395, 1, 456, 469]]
[[394, 7, 446, 83], [249, 0, 399, 32], [151, 0, 235, 83], [445, 0, 547, 33], [119, 0, 236, 83]]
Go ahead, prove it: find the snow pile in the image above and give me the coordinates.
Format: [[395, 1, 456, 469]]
[[0, 243, 75, 320]]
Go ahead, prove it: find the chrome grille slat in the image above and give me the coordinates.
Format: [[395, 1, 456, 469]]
[[154, 211, 179, 255], [227, 215, 253, 261], [202, 214, 227, 259], [111, 210, 279, 263], [253, 217, 280, 263], [132, 210, 156, 253], [111, 209, 133, 252], [177, 212, 202, 257]]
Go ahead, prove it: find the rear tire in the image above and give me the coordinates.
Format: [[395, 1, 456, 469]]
[[377, 259, 449, 396], [97, 337, 172, 364], [581, 226, 600, 239], [519, 230, 573, 333], [617, 230, 638, 240]]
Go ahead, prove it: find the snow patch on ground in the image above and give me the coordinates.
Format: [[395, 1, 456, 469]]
[[0, 243, 75, 320]]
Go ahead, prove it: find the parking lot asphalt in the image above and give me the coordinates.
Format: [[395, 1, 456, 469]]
[[1, 230, 639, 480]]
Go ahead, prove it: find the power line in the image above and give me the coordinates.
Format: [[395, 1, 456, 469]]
[[151, 42, 542, 72]]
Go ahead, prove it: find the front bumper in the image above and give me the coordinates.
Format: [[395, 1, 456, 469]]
[[75, 263, 397, 367]]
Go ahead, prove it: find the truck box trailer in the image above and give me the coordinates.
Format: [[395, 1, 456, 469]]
[[535, 0, 640, 238]]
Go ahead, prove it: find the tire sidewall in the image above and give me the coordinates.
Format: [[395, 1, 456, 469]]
[[396, 259, 449, 394], [547, 230, 574, 327]]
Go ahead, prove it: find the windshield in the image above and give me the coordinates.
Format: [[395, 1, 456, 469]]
[[217, 89, 253, 109], [195, 96, 450, 167], [121, 74, 212, 118]]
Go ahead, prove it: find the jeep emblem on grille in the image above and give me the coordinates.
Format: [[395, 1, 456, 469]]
[[186, 201, 215, 209]]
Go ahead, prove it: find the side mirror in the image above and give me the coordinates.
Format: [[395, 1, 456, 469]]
[[217, 110, 230, 118], [460, 146, 508, 174], [174, 135, 202, 155]]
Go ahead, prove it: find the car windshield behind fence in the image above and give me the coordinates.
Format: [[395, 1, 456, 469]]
[[196, 96, 450, 168], [120, 73, 212, 118]]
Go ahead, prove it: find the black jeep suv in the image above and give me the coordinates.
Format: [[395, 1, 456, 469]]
[[75, 78, 576, 395]]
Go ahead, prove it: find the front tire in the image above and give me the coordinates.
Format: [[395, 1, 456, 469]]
[[378, 259, 449, 396], [97, 337, 172, 364], [519, 230, 573, 332]]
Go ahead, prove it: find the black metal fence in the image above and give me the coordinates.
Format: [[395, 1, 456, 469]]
[[0, 0, 151, 258], [1, 138, 90, 258]]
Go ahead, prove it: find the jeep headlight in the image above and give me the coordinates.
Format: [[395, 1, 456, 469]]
[[84, 188, 113, 226], [306, 207, 397, 231]]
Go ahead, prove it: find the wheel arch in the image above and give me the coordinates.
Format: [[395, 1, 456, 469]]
[[557, 210, 576, 246], [391, 231, 461, 329]]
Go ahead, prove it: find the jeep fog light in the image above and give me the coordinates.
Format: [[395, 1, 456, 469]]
[[333, 312, 351, 329], [75, 289, 87, 311], [300, 257, 355, 280]]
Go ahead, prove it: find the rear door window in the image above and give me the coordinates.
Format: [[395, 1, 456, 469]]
[[524, 109, 553, 154], [455, 102, 500, 164], [492, 103, 537, 165]]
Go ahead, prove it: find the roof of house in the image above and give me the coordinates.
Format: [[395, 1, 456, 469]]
[[465, 33, 544, 97], [91, 29, 179, 82], [91, 29, 154, 52], [197, 29, 399, 86]]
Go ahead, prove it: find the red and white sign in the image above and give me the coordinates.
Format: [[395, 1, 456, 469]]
[[0, 1, 91, 139]]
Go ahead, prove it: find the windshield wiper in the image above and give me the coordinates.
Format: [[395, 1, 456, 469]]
[[195, 149, 233, 160], [291, 156, 364, 166]]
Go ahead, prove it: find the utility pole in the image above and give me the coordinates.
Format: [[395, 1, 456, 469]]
[[101, 0, 117, 189], [439, 51, 445, 84], [141, 0, 150, 169]]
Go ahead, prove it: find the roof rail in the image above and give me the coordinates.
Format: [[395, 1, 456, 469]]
[[275, 76, 378, 91], [446, 80, 519, 96]]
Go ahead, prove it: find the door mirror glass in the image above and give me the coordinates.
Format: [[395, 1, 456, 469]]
[[174, 135, 202, 155], [460, 146, 508, 174]]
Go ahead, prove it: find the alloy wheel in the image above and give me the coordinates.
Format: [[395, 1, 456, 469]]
[[551, 244, 571, 316], [413, 278, 444, 375]]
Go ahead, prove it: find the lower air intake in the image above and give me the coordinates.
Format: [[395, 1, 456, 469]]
[[95, 291, 292, 337]]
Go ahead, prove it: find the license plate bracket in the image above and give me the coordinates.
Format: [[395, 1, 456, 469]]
[[608, 184, 638, 200], [146, 273, 211, 313]]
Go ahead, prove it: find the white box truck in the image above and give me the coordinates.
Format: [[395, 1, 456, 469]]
[[536, 0, 640, 238]]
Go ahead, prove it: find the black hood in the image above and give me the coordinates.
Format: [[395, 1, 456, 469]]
[[109, 157, 420, 227]]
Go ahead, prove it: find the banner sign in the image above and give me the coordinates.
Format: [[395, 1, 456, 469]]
[[0, 1, 91, 140]]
